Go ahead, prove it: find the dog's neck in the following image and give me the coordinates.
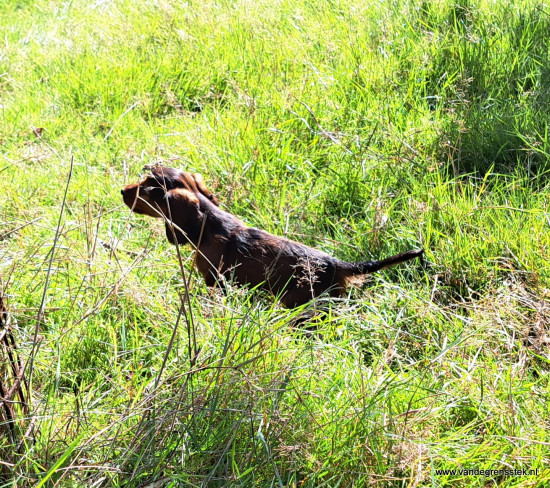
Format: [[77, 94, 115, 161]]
[[196, 194, 244, 238]]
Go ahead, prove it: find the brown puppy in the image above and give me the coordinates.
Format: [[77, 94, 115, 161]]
[[122, 166, 423, 307]]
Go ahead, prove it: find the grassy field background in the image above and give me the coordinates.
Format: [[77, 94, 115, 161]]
[[1, 0, 549, 486]]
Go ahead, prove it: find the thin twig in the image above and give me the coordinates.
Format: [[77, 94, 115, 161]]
[[102, 101, 140, 143], [0, 218, 43, 241], [24, 156, 74, 392]]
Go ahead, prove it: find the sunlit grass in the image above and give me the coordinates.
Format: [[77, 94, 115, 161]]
[[1, 0, 549, 486]]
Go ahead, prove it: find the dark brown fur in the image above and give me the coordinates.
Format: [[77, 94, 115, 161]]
[[122, 166, 423, 307]]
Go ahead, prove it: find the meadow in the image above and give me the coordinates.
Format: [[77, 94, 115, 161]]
[[1, 0, 549, 486]]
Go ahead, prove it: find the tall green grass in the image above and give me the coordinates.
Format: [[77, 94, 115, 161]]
[[1, 0, 549, 486]]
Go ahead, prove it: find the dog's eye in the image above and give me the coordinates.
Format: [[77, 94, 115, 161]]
[[142, 186, 165, 200]]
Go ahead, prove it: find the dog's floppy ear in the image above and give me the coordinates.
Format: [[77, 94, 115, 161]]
[[192, 173, 219, 206], [164, 188, 202, 246]]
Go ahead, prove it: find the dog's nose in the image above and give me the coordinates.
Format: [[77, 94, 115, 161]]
[[121, 188, 125, 195]]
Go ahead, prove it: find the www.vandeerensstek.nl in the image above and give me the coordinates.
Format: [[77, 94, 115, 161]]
[[434, 468, 539, 477]]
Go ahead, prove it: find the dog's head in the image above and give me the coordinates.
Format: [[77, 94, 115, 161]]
[[122, 166, 219, 245], [121, 166, 219, 217]]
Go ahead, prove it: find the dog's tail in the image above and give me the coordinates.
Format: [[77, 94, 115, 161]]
[[341, 249, 424, 277]]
